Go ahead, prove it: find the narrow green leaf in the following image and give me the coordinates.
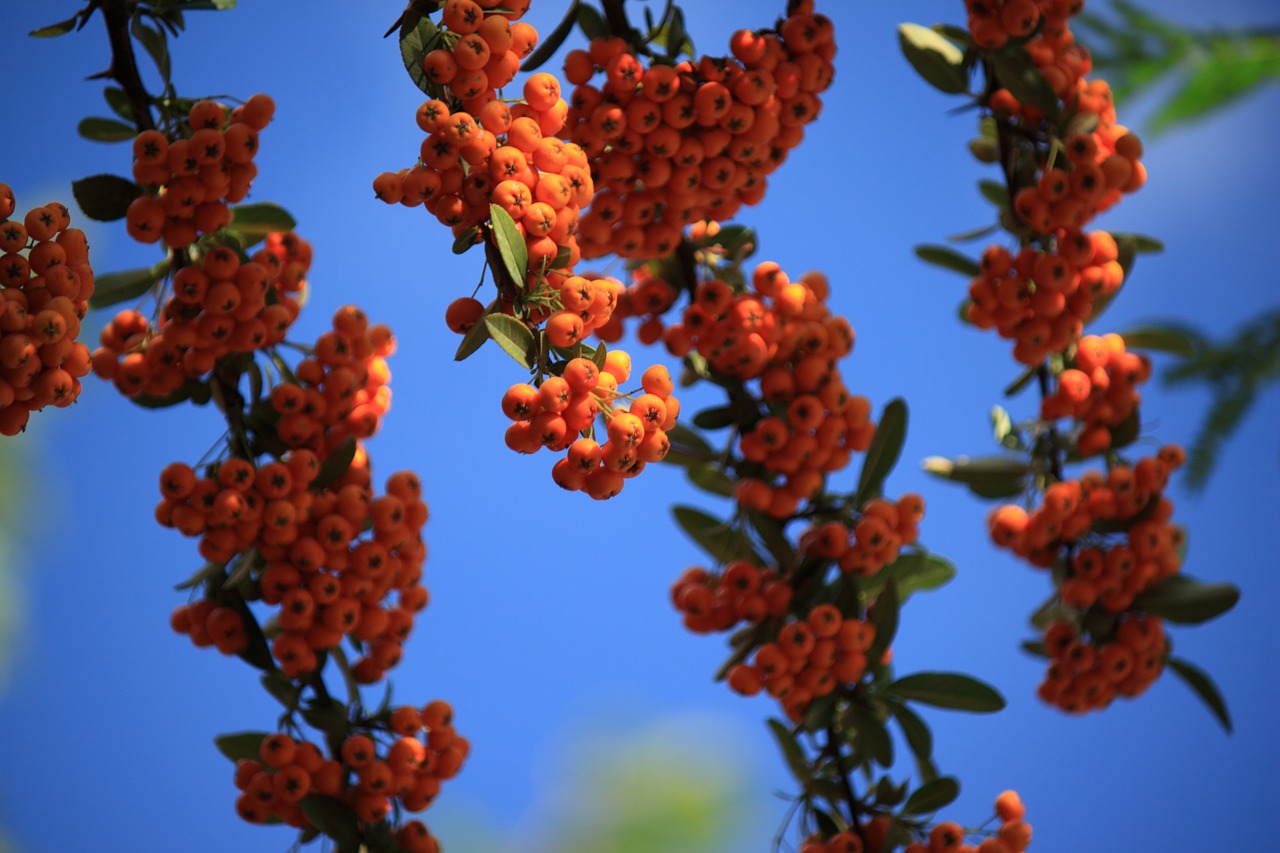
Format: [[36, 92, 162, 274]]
[[576, 4, 607, 40], [921, 454, 1030, 499], [299, 796, 362, 849], [989, 50, 1060, 115], [29, 15, 80, 37], [78, 116, 135, 142], [88, 262, 168, 309], [260, 672, 298, 709], [129, 379, 206, 409], [886, 699, 935, 782], [947, 223, 1000, 243], [1020, 639, 1049, 658], [521, 0, 579, 71], [483, 314, 537, 368], [1004, 364, 1038, 397], [888, 672, 1005, 713], [102, 87, 134, 121], [214, 731, 269, 762], [898, 23, 969, 95], [901, 776, 960, 815], [1168, 656, 1233, 733], [1117, 324, 1196, 358], [874, 776, 908, 807], [590, 339, 607, 370], [1132, 574, 1240, 624], [1110, 233, 1164, 254], [692, 405, 737, 430], [855, 398, 907, 506], [884, 552, 957, 599], [1151, 37, 1280, 134], [229, 202, 297, 243], [400, 15, 439, 95], [914, 244, 981, 277], [687, 464, 735, 498], [312, 436, 358, 491], [131, 19, 171, 84], [866, 579, 900, 668], [1029, 593, 1065, 630], [488, 203, 528, 288], [664, 423, 715, 460], [767, 718, 810, 783], [452, 225, 479, 254], [848, 704, 894, 768], [671, 505, 759, 564], [746, 509, 795, 572], [71, 174, 139, 222], [454, 298, 496, 361], [978, 179, 1009, 208]]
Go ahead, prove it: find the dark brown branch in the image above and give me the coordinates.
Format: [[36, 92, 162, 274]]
[[97, 0, 155, 131]]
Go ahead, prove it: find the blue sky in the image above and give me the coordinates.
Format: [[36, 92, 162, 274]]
[[0, 2, 1277, 852]]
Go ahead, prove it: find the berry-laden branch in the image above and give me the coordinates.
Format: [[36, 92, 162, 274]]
[[904, 1, 1238, 727], [23, 2, 473, 850]]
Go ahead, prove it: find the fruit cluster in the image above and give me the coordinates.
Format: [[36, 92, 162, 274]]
[[503, 355, 680, 499], [1040, 332, 1151, 455], [965, 232, 1124, 366], [800, 494, 926, 577], [670, 560, 794, 634], [562, 0, 837, 259], [0, 185, 94, 435], [232, 701, 464, 848], [1038, 613, 1167, 713], [125, 94, 274, 248], [91, 231, 310, 398], [798, 790, 1032, 852], [728, 603, 877, 722]]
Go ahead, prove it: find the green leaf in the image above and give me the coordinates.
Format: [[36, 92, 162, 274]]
[[991, 405, 1020, 449], [214, 731, 268, 762], [452, 225, 479, 254], [989, 49, 1060, 115], [1117, 324, 1196, 358], [483, 314, 537, 369], [1004, 364, 1038, 397], [848, 704, 893, 768], [692, 405, 737, 430], [312, 435, 358, 491], [1110, 233, 1164, 254], [102, 87, 134, 121], [300, 796, 362, 849], [901, 776, 960, 816], [914, 244, 981, 277], [671, 505, 759, 564], [746, 509, 795, 572], [488, 203, 528, 287], [1168, 656, 1233, 733], [886, 699, 936, 782], [131, 18, 171, 84], [888, 672, 1006, 713], [662, 423, 715, 467], [454, 298, 496, 361], [576, 4, 607, 40], [72, 174, 139, 222], [884, 552, 957, 599], [978, 179, 1009, 208], [77, 116, 136, 143], [854, 398, 907, 506], [687, 464, 735, 498], [921, 454, 1030, 499], [129, 379, 208, 409], [228, 202, 297, 246], [767, 718, 810, 783], [866, 579, 900, 668], [874, 776, 908, 808], [88, 261, 169, 309], [1150, 35, 1280, 135], [176, 0, 237, 9], [1132, 574, 1240, 624], [947, 222, 1000, 243], [260, 672, 298, 709], [521, 0, 579, 71], [29, 15, 80, 37], [898, 23, 969, 95], [1020, 639, 1049, 658], [399, 15, 439, 95]]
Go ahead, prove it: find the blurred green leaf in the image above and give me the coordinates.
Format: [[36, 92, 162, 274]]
[[914, 244, 981, 277], [887, 672, 1005, 713], [521, 0, 579, 71], [1168, 656, 1233, 733], [1132, 574, 1240, 624], [855, 398, 907, 507], [898, 23, 969, 95]]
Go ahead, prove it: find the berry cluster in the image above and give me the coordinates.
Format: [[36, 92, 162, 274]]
[[272, 305, 396, 460], [91, 232, 310, 397], [1039, 613, 1167, 713], [0, 184, 94, 435], [988, 446, 1186, 709], [562, 0, 837, 259], [965, 232, 1124, 366], [800, 494, 926, 577], [125, 94, 274, 248], [728, 603, 877, 722], [232, 700, 464, 848], [798, 790, 1032, 853], [504, 356, 679, 499], [1040, 332, 1151, 455], [670, 560, 794, 633]]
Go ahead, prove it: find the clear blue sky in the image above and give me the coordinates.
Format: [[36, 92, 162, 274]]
[[0, 2, 1277, 852]]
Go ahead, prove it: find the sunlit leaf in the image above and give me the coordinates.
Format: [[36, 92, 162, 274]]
[[483, 314, 537, 369], [898, 23, 969, 95]]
